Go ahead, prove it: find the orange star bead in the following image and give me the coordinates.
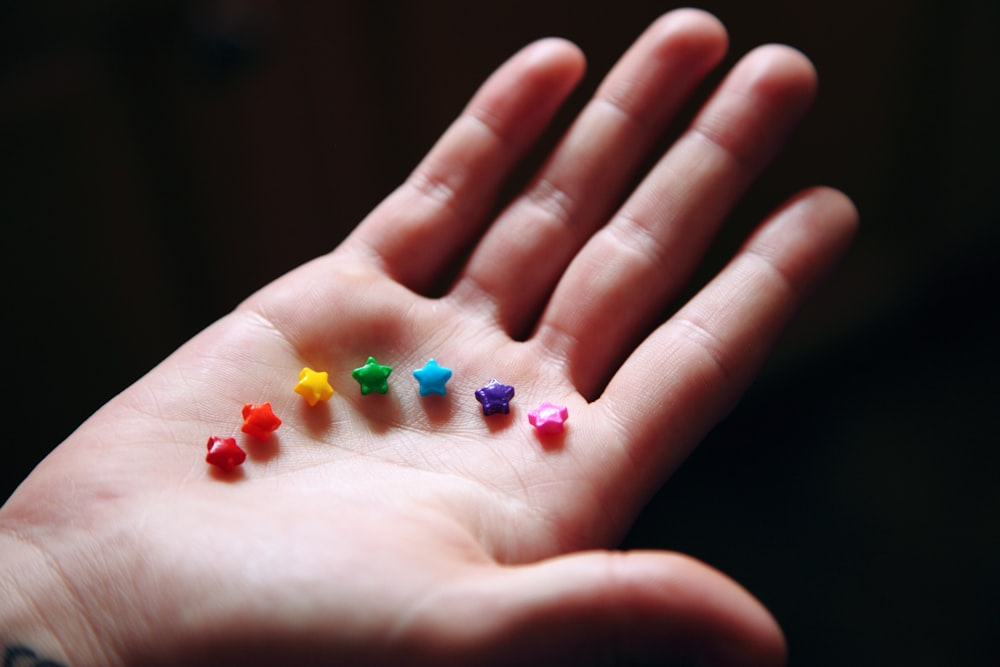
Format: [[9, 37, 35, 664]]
[[295, 367, 334, 406], [241, 402, 282, 440]]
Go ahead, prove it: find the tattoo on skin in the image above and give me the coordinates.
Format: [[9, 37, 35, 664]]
[[3, 644, 68, 667]]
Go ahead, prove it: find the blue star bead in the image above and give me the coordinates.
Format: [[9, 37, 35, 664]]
[[352, 356, 393, 395], [413, 359, 453, 396], [474, 378, 515, 416]]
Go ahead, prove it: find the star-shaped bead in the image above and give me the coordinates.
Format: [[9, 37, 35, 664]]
[[206, 436, 246, 472], [413, 358, 453, 396], [352, 356, 393, 395], [241, 402, 282, 440], [528, 402, 568, 435], [295, 367, 334, 406], [475, 378, 515, 416]]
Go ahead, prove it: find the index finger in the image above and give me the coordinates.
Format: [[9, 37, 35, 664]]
[[338, 38, 586, 293]]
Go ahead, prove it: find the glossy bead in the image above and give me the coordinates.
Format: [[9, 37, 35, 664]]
[[528, 402, 568, 435], [241, 402, 282, 440], [475, 378, 515, 416], [413, 358, 452, 396], [352, 356, 393, 395], [206, 436, 246, 472], [295, 367, 334, 406]]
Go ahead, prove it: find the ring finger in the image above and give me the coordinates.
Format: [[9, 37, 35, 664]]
[[532, 44, 820, 397]]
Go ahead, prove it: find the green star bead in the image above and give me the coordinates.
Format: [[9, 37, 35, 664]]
[[352, 356, 393, 395]]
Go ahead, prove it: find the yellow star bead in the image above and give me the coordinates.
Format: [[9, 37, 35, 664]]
[[295, 367, 334, 406]]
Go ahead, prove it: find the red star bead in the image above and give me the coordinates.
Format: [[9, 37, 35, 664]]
[[241, 402, 282, 441], [206, 436, 246, 472]]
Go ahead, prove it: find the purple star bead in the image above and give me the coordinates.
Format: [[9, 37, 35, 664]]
[[475, 378, 515, 416]]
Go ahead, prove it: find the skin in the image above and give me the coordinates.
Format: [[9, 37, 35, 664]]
[[0, 10, 857, 667]]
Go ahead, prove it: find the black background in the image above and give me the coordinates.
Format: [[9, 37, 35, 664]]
[[2, 1, 997, 664]]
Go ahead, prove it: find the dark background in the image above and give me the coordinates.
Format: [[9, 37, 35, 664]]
[[2, 1, 997, 665]]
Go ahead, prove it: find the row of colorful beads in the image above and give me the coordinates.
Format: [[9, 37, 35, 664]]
[[205, 357, 569, 473]]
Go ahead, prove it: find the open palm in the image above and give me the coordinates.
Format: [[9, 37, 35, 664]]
[[0, 10, 856, 667]]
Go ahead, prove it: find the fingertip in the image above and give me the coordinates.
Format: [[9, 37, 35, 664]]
[[784, 185, 860, 249], [746, 185, 860, 295], [691, 42, 819, 169], [468, 37, 586, 144], [470, 550, 787, 667], [618, 551, 787, 667], [515, 36, 587, 82], [627, 8, 729, 77], [811, 184, 860, 235], [740, 43, 819, 107], [592, 7, 730, 127], [656, 7, 730, 56], [456, 36, 587, 161]]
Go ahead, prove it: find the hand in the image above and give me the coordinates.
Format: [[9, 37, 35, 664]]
[[0, 10, 856, 666]]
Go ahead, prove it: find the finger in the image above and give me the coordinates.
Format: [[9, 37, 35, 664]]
[[449, 9, 728, 332], [338, 38, 586, 292], [598, 187, 858, 499], [414, 551, 786, 666], [534, 45, 819, 398]]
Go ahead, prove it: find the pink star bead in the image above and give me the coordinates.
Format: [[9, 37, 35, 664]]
[[241, 402, 282, 441], [206, 436, 246, 472], [528, 402, 568, 435]]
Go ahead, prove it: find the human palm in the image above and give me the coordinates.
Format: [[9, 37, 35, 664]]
[[1, 10, 856, 667]]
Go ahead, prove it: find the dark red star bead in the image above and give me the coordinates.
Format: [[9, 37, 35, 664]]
[[206, 436, 246, 472], [241, 402, 282, 441]]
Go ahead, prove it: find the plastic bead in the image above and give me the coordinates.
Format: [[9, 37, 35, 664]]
[[475, 378, 515, 416], [295, 367, 334, 406], [206, 436, 246, 472], [241, 402, 282, 440], [413, 358, 452, 396], [352, 356, 393, 395], [528, 402, 568, 435]]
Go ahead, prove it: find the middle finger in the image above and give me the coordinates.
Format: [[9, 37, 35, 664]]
[[448, 10, 728, 336]]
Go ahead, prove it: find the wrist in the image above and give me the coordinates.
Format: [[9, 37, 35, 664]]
[[0, 529, 119, 667]]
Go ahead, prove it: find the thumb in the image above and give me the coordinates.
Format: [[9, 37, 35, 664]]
[[435, 550, 786, 666]]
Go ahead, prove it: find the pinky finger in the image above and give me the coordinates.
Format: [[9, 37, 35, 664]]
[[598, 186, 858, 494]]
